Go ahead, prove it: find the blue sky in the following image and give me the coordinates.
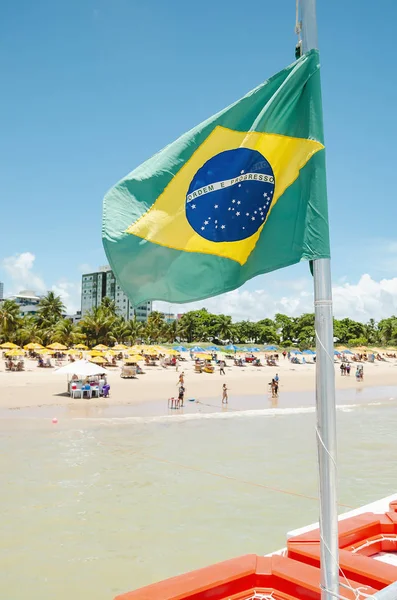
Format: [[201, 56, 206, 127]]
[[1, 0, 397, 321]]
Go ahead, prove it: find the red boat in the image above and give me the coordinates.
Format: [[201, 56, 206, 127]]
[[114, 495, 397, 600]]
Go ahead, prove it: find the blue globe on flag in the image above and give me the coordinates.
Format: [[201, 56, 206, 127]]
[[186, 148, 275, 243]]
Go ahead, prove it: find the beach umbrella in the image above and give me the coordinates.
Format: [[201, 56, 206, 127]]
[[125, 354, 143, 362], [165, 348, 179, 355], [224, 344, 238, 352], [197, 354, 212, 360], [90, 356, 107, 364], [5, 349, 25, 357], [36, 348, 51, 354], [292, 350, 303, 354], [303, 349, 315, 355], [47, 343, 67, 351], [24, 342, 44, 350], [144, 348, 158, 355], [73, 344, 88, 350], [334, 350, 341, 355], [106, 350, 120, 356], [88, 350, 105, 357], [173, 345, 187, 352], [263, 345, 278, 351], [207, 345, 219, 351], [341, 349, 353, 355], [1, 342, 20, 349], [92, 344, 108, 351], [246, 346, 260, 352], [113, 344, 128, 350], [54, 359, 111, 376], [191, 346, 205, 352]]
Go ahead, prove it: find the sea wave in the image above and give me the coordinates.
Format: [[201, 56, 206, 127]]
[[71, 400, 394, 426]]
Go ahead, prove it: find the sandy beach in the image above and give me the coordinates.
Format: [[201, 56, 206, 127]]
[[1, 353, 397, 412]]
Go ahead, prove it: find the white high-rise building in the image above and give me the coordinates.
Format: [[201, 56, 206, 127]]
[[81, 266, 152, 322]]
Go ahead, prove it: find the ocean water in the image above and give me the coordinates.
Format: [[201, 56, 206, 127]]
[[1, 397, 397, 600]]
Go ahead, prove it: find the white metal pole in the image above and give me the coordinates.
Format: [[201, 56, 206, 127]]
[[300, 2, 340, 600]]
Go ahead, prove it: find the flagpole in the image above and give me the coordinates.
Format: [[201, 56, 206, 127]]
[[299, 2, 340, 600]]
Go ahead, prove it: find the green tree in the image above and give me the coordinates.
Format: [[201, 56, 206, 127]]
[[52, 318, 85, 347], [274, 313, 295, 342], [0, 300, 21, 341], [79, 306, 116, 346], [124, 316, 144, 345], [36, 292, 65, 328]]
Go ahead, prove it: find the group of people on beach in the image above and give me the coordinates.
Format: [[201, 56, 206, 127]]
[[340, 362, 364, 381]]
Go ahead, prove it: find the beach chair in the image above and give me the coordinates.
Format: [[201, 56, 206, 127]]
[[194, 364, 202, 373], [70, 383, 82, 399]]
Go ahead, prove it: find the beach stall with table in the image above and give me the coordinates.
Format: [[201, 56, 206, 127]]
[[54, 359, 111, 398]]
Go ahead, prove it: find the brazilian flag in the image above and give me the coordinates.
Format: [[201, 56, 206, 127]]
[[103, 49, 329, 306]]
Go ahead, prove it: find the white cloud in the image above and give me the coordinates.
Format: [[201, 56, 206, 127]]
[[155, 273, 397, 323], [2, 252, 46, 293], [1, 252, 81, 315]]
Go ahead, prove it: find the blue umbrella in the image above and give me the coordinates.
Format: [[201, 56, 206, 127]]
[[225, 344, 239, 352], [264, 345, 278, 351], [292, 350, 303, 354], [207, 345, 219, 351], [303, 349, 315, 355], [334, 350, 341, 355], [341, 349, 353, 354], [191, 346, 205, 352], [173, 345, 187, 352], [246, 346, 260, 352]]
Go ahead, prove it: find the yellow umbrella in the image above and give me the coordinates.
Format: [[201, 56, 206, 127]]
[[92, 344, 108, 351], [90, 356, 107, 364], [125, 354, 143, 363], [68, 349, 83, 355], [165, 349, 179, 355], [73, 344, 88, 350], [106, 350, 119, 356], [37, 348, 51, 354], [144, 348, 158, 356], [1, 342, 20, 349], [128, 346, 142, 354], [88, 350, 105, 357], [113, 344, 128, 350], [47, 343, 67, 351], [24, 342, 44, 350], [197, 354, 212, 360], [5, 349, 25, 357]]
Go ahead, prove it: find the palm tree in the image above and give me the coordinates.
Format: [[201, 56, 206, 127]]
[[108, 316, 129, 345], [146, 311, 166, 343], [16, 315, 44, 346], [125, 317, 143, 345], [0, 300, 21, 341], [78, 306, 116, 346], [36, 292, 65, 327], [215, 315, 233, 341], [51, 318, 85, 347], [101, 297, 118, 316], [178, 313, 196, 342]]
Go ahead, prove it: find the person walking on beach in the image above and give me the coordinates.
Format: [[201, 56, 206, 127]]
[[219, 359, 225, 375], [270, 378, 279, 398], [178, 384, 185, 407], [177, 372, 185, 386], [222, 383, 228, 404], [274, 372, 279, 385]]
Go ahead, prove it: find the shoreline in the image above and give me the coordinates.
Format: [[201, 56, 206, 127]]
[[1, 384, 396, 424], [1, 354, 397, 418]]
